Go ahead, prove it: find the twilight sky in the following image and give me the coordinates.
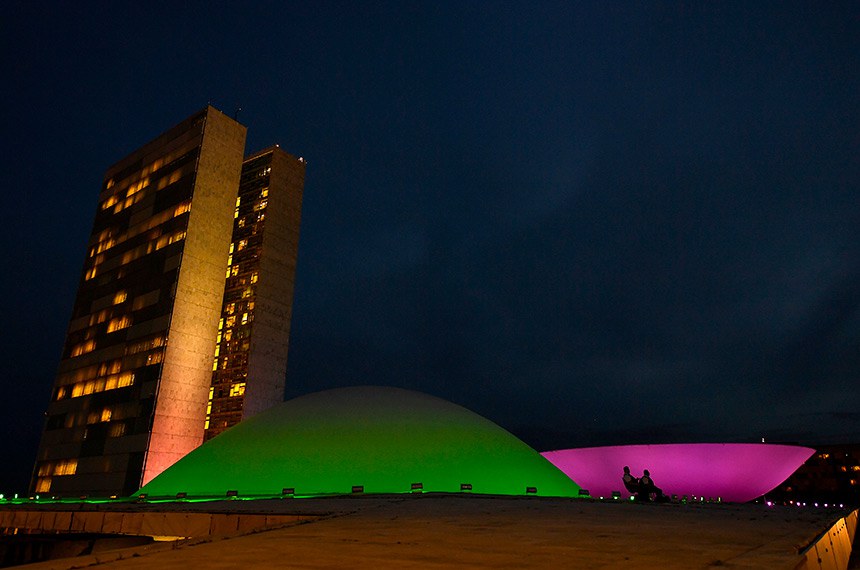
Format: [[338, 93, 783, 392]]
[[1, 1, 858, 492]]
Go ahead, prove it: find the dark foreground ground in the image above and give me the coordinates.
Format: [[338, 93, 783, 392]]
[[2, 495, 857, 569]]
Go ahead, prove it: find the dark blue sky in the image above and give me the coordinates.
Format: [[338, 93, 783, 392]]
[[2, 1, 858, 492]]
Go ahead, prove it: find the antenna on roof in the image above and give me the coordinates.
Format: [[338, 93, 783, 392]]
[[234, 106, 242, 121]]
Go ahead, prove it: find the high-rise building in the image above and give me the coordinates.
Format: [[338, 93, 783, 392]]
[[204, 147, 305, 440], [31, 107, 304, 497]]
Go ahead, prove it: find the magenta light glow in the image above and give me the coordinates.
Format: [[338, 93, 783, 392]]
[[541, 443, 814, 503]]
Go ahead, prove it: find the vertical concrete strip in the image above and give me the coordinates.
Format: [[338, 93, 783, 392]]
[[144, 107, 247, 486]]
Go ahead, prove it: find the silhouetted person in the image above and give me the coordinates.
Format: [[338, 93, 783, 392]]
[[638, 469, 667, 502], [621, 466, 639, 496]]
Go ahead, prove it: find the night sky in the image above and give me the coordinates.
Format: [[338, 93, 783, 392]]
[[2, 2, 858, 493]]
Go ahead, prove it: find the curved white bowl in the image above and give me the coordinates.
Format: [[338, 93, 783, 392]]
[[541, 443, 814, 503]]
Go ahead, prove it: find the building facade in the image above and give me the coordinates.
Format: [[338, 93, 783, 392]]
[[204, 147, 305, 440], [32, 107, 304, 497]]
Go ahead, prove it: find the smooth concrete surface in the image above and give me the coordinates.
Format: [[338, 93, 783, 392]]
[[3, 495, 856, 569]]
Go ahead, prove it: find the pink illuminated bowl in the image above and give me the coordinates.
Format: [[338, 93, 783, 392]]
[[541, 443, 814, 503]]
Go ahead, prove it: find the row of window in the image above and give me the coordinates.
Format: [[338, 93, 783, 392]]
[[36, 459, 78, 477], [55, 371, 135, 400], [85, 201, 192, 279], [101, 138, 200, 209]]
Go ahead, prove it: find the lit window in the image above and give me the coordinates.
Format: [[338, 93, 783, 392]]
[[35, 478, 51, 493], [107, 315, 132, 333], [100, 408, 112, 422], [108, 423, 126, 438], [71, 340, 96, 357], [250, 272, 258, 284], [54, 459, 77, 476], [146, 351, 164, 365], [95, 238, 115, 254], [113, 291, 127, 305], [117, 372, 134, 387], [229, 382, 246, 397], [174, 201, 191, 217], [101, 195, 118, 210], [261, 188, 269, 198], [85, 267, 98, 281]]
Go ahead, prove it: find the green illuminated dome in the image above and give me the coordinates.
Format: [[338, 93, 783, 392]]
[[137, 386, 580, 498]]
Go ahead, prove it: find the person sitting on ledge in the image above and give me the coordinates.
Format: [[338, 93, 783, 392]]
[[622, 466, 639, 496], [639, 469, 669, 502]]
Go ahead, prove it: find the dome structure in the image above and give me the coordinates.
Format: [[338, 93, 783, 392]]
[[137, 386, 581, 498], [542, 443, 814, 503]]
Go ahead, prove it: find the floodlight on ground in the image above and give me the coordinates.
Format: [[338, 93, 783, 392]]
[[226, 490, 238, 498], [578, 489, 590, 497], [461, 483, 472, 491], [176, 492, 187, 499], [411, 482, 423, 492], [612, 491, 621, 500], [352, 485, 364, 493], [526, 487, 537, 494], [282, 488, 294, 496]]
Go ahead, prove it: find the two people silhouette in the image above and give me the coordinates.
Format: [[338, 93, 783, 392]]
[[622, 465, 668, 502]]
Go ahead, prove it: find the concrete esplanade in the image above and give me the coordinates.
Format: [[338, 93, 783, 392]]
[[1, 495, 857, 569]]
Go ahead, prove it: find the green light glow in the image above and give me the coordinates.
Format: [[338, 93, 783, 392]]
[[137, 387, 581, 498]]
